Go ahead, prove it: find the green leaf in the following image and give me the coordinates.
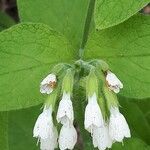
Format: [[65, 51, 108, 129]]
[[84, 14, 150, 99], [0, 11, 15, 31], [0, 105, 40, 150], [17, 0, 91, 49], [135, 98, 150, 125], [0, 23, 75, 111], [0, 112, 9, 150], [119, 96, 150, 144], [95, 0, 150, 29], [112, 138, 150, 150], [8, 106, 40, 150]]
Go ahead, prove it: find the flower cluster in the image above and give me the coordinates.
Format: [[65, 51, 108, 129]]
[[84, 68, 130, 150], [33, 60, 131, 150]]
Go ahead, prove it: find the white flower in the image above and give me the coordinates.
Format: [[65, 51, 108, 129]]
[[92, 125, 112, 150], [57, 92, 74, 126], [84, 93, 104, 133], [58, 125, 77, 150], [33, 106, 53, 139], [106, 71, 123, 93], [40, 126, 58, 150], [40, 74, 56, 94], [109, 107, 131, 142]]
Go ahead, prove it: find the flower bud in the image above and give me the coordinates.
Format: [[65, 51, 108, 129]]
[[40, 74, 57, 94], [106, 71, 123, 93]]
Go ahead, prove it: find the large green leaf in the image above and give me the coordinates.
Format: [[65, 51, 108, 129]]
[[0, 11, 15, 31], [17, 0, 150, 47], [135, 98, 150, 125], [17, 0, 91, 49], [95, 0, 150, 29], [119, 96, 150, 144], [84, 14, 150, 99], [0, 23, 75, 111], [0, 112, 8, 150], [0, 105, 40, 150], [8, 105, 40, 150]]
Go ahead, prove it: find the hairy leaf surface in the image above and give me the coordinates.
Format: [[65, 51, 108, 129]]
[[95, 0, 150, 29], [85, 15, 150, 98], [17, 0, 90, 49], [0, 23, 75, 111]]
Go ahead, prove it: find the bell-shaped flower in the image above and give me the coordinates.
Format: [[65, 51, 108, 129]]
[[92, 124, 112, 150], [33, 106, 53, 140], [109, 107, 131, 142], [106, 71, 123, 93], [40, 126, 58, 150], [40, 74, 57, 94], [84, 93, 104, 133], [58, 124, 77, 150], [57, 92, 74, 125]]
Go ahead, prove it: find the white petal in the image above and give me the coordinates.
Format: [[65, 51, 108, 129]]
[[33, 106, 53, 139], [40, 126, 58, 150], [40, 74, 56, 94], [84, 93, 104, 133], [92, 125, 112, 150], [106, 71, 123, 93], [112, 87, 120, 94], [40, 84, 53, 94], [59, 125, 77, 150], [41, 74, 56, 85], [57, 92, 74, 125], [109, 107, 131, 142]]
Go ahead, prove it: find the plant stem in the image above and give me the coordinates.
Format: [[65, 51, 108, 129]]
[[79, 0, 95, 59]]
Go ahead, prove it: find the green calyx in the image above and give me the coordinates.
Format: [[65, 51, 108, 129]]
[[86, 67, 98, 97], [89, 59, 109, 72], [45, 89, 58, 110], [103, 85, 119, 111], [51, 63, 72, 78], [98, 96, 108, 121], [62, 68, 74, 94]]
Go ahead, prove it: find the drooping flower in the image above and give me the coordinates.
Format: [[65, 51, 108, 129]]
[[40, 126, 58, 150], [33, 106, 53, 140], [33, 105, 58, 150], [57, 92, 74, 126], [92, 124, 112, 150], [58, 124, 77, 150], [109, 107, 131, 142], [84, 93, 104, 133], [106, 71, 123, 93], [40, 74, 57, 94]]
